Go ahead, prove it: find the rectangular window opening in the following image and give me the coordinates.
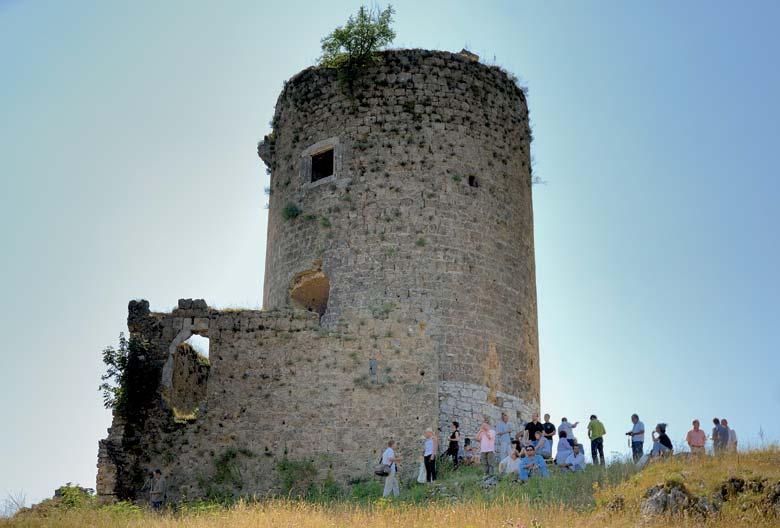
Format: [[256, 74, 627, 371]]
[[311, 148, 334, 182]]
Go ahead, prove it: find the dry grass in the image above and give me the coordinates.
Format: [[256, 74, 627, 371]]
[[4, 448, 778, 528], [3, 500, 778, 528]]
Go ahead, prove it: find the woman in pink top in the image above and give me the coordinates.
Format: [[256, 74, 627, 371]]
[[476, 421, 496, 475], [686, 419, 707, 456]]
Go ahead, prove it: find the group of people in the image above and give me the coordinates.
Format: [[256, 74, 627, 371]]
[[380, 412, 739, 498]]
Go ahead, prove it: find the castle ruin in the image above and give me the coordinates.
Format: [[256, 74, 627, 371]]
[[96, 49, 539, 502]]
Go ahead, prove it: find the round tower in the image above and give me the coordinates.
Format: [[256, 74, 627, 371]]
[[258, 49, 539, 431]]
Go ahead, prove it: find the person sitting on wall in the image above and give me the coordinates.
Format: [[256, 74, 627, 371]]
[[560, 444, 586, 471], [518, 445, 549, 482], [498, 448, 521, 477], [555, 430, 574, 465], [532, 430, 552, 459]]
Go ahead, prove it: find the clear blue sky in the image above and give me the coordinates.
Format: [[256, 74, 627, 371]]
[[1, 0, 778, 505]]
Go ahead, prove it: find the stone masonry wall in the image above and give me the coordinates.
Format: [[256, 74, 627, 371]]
[[259, 48, 539, 435], [98, 48, 541, 503], [97, 299, 437, 502]]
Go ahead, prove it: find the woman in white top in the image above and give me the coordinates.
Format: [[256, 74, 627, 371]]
[[423, 428, 437, 482]]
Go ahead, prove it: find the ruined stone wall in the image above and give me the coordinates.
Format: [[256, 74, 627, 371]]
[[97, 299, 437, 502], [98, 48, 540, 503], [259, 49, 539, 437]]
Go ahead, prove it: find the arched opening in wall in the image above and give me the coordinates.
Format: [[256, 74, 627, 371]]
[[184, 334, 209, 358], [169, 335, 210, 423], [290, 266, 330, 318]]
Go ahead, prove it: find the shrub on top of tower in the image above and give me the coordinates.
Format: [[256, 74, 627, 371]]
[[319, 4, 396, 88]]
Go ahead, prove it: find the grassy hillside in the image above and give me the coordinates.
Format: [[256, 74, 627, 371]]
[[3, 448, 778, 527]]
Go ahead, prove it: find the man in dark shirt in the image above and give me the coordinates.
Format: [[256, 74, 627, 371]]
[[524, 413, 544, 444], [542, 413, 556, 445]]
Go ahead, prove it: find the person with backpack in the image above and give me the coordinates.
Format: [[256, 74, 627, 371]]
[[381, 440, 400, 497]]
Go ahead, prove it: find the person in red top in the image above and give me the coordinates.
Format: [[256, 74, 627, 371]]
[[686, 419, 707, 456]]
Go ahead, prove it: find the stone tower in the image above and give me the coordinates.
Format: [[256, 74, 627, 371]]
[[97, 49, 539, 503], [259, 49, 539, 435]]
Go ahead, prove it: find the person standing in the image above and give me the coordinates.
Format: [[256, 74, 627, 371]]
[[446, 421, 461, 468], [625, 414, 645, 462], [713, 418, 729, 454], [712, 418, 722, 453], [150, 469, 166, 510], [423, 428, 437, 482], [719, 419, 731, 453], [382, 440, 400, 497], [722, 419, 738, 452], [542, 414, 556, 449], [496, 413, 513, 459], [686, 419, 707, 456], [476, 420, 496, 475], [587, 414, 606, 466], [523, 413, 544, 445], [558, 417, 579, 447]]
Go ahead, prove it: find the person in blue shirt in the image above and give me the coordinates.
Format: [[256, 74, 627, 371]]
[[560, 443, 586, 471], [625, 414, 645, 462], [532, 430, 552, 459], [518, 444, 549, 482]]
